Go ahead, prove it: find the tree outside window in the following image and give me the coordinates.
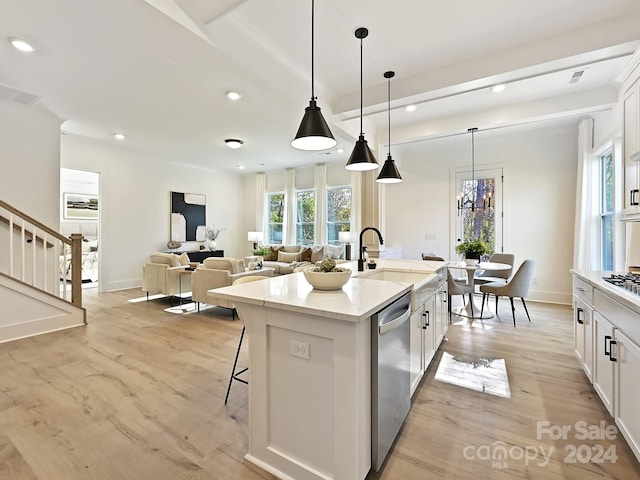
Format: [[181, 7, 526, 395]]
[[268, 192, 284, 244], [460, 177, 495, 254], [327, 186, 352, 245], [296, 190, 315, 245]]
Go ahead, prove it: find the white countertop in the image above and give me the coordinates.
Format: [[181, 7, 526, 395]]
[[571, 269, 640, 314], [209, 259, 445, 322]]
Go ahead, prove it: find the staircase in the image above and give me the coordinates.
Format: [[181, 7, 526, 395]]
[[0, 199, 85, 343]]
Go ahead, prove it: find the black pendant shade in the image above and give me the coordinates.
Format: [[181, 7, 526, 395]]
[[291, 99, 337, 151], [346, 134, 379, 171], [376, 70, 403, 183], [345, 27, 379, 171], [377, 154, 403, 183], [291, 0, 336, 151]]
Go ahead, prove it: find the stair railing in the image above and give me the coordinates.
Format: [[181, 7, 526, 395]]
[[0, 199, 83, 308]]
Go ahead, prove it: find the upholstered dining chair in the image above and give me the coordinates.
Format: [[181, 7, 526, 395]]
[[473, 253, 515, 285], [422, 253, 445, 261], [479, 259, 536, 326], [225, 275, 271, 405], [447, 270, 475, 321]]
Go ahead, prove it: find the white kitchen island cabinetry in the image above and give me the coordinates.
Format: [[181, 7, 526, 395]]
[[211, 259, 443, 480], [571, 270, 640, 463]]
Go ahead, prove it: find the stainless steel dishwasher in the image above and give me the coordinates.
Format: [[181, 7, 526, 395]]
[[371, 291, 412, 471]]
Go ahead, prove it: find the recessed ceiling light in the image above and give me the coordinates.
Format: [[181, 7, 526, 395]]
[[238, 165, 245, 170], [405, 105, 417, 112], [226, 91, 242, 101], [337, 148, 344, 153], [114, 133, 125, 140], [492, 84, 506, 93], [225, 138, 244, 149], [8, 37, 34, 52]]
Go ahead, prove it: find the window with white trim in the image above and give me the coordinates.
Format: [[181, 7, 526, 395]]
[[327, 186, 352, 245]]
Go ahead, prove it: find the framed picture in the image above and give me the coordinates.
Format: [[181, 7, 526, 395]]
[[63, 193, 99, 220], [170, 192, 206, 242]]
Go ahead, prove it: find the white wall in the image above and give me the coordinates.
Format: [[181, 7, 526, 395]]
[[61, 135, 245, 292], [0, 99, 61, 225], [385, 122, 580, 304]]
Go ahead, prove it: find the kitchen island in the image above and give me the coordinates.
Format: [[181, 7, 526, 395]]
[[209, 259, 445, 480]]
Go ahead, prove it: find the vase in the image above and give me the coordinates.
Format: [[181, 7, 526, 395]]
[[208, 240, 217, 251]]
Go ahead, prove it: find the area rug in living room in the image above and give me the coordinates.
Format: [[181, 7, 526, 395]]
[[434, 351, 511, 398]]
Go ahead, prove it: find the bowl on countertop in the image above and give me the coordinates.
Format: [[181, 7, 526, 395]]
[[303, 269, 352, 290]]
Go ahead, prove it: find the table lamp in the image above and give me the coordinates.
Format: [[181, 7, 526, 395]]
[[338, 231, 354, 261], [248, 231, 264, 250]]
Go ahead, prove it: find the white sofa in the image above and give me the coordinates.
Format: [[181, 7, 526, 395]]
[[192, 257, 274, 313], [261, 244, 345, 275], [142, 252, 191, 300]]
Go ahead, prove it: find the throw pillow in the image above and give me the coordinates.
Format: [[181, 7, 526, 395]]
[[178, 252, 190, 266], [310, 245, 324, 263], [264, 246, 281, 261], [283, 245, 301, 253], [278, 251, 300, 263], [299, 247, 312, 262]]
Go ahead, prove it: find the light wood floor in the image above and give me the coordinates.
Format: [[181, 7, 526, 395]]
[[1, 289, 639, 480]]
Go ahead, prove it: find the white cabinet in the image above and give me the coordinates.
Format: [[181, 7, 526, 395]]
[[615, 330, 640, 460], [620, 54, 640, 219], [573, 296, 593, 381], [409, 274, 448, 397], [592, 312, 615, 415]]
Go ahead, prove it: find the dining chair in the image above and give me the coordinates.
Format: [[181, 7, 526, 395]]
[[479, 259, 536, 326], [447, 270, 475, 321], [422, 253, 445, 261], [474, 253, 515, 285]]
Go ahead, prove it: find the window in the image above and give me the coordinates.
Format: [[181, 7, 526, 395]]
[[327, 186, 352, 245], [601, 151, 614, 270], [296, 190, 315, 245], [268, 192, 284, 244]]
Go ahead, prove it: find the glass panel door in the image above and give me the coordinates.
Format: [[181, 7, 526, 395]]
[[454, 167, 503, 257]]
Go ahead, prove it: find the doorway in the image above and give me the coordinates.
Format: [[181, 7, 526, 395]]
[[60, 168, 100, 288], [452, 167, 504, 257]]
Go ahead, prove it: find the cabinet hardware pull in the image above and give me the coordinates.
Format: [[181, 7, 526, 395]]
[[422, 311, 429, 328], [632, 189, 639, 206], [576, 307, 584, 325], [604, 335, 611, 356], [609, 340, 618, 362], [575, 287, 585, 292]]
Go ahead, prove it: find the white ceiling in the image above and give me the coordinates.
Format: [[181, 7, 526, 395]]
[[1, 0, 640, 173]]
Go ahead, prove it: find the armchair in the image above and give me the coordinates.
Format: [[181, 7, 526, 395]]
[[142, 253, 191, 300], [191, 257, 274, 314]]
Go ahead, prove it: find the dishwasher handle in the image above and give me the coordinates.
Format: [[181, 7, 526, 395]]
[[378, 306, 411, 335]]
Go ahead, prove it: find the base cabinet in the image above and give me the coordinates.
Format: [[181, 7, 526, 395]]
[[593, 312, 615, 415], [409, 278, 447, 397], [573, 297, 593, 381], [615, 330, 640, 460]]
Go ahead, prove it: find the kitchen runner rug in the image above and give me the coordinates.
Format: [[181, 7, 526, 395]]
[[434, 351, 511, 398]]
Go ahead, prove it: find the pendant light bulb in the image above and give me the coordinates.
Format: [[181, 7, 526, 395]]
[[377, 71, 402, 183], [291, 0, 336, 151], [345, 27, 378, 171]]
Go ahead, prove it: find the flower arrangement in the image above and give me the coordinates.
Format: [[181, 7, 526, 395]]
[[205, 225, 225, 241]]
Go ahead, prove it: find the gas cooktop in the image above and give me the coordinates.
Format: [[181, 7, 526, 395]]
[[602, 273, 640, 294]]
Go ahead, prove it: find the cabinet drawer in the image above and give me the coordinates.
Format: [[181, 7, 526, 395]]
[[594, 289, 640, 345], [573, 276, 593, 304]]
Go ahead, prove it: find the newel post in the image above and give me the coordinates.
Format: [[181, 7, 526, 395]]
[[70, 233, 83, 308]]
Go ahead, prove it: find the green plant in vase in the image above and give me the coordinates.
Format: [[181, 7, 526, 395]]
[[252, 246, 271, 257], [455, 239, 490, 262]]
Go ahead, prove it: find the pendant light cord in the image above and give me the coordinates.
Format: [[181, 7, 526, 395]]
[[387, 77, 391, 155], [311, 0, 315, 101], [359, 36, 363, 136]]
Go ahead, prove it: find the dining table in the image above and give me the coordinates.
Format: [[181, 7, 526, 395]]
[[447, 261, 512, 319]]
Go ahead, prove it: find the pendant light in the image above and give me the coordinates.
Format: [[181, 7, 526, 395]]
[[345, 27, 378, 171], [457, 127, 480, 213], [291, 0, 337, 151], [376, 71, 403, 183]]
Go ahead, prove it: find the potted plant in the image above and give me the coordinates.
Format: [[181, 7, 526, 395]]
[[455, 239, 490, 263], [252, 246, 271, 257]]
